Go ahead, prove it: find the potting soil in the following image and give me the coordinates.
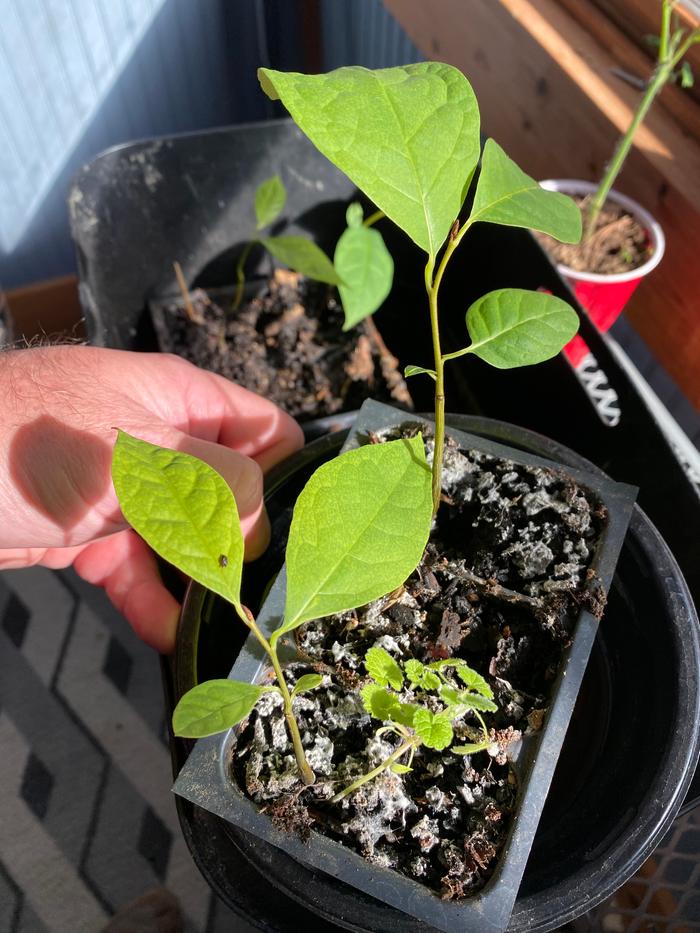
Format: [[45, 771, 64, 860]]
[[157, 268, 411, 420]]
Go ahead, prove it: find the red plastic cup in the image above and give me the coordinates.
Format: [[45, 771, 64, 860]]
[[540, 180, 665, 367]]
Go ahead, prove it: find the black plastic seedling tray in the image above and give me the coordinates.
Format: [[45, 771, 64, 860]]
[[173, 399, 637, 933]]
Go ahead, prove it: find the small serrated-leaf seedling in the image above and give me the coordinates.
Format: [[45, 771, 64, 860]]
[[112, 431, 432, 786], [232, 177, 394, 329], [332, 652, 499, 803], [259, 63, 582, 513]]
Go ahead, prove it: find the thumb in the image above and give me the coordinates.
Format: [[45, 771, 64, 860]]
[[176, 435, 270, 560]]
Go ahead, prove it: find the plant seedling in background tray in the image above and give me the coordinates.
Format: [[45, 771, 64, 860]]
[[259, 63, 583, 512], [231, 174, 340, 311], [111, 429, 432, 785], [232, 174, 394, 329], [331, 648, 498, 803]]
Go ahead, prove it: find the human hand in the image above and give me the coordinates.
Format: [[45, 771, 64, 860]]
[[0, 346, 303, 652]]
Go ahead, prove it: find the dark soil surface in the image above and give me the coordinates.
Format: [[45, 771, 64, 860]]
[[536, 195, 651, 275], [231, 429, 606, 901], [152, 268, 411, 420]]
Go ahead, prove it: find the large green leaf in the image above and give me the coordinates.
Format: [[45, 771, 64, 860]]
[[470, 139, 581, 243], [335, 225, 394, 330], [260, 235, 341, 285], [255, 175, 287, 230], [111, 431, 244, 608], [276, 436, 432, 639], [172, 680, 266, 737], [259, 63, 481, 256], [465, 289, 579, 369]]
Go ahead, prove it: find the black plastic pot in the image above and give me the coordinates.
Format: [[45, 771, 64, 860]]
[[168, 403, 699, 932]]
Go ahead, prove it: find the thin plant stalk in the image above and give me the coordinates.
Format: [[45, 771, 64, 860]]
[[232, 241, 255, 312], [173, 261, 199, 323], [423, 221, 470, 513], [585, 1, 700, 237], [424, 257, 445, 515], [236, 605, 315, 785], [330, 736, 418, 803]]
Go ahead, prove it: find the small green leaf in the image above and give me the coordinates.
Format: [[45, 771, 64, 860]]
[[406, 660, 441, 691], [470, 139, 581, 243], [452, 742, 488, 755], [365, 646, 404, 690], [413, 709, 454, 750], [458, 693, 499, 713], [394, 702, 419, 728], [439, 685, 461, 706], [404, 365, 436, 381], [291, 673, 324, 698], [405, 660, 425, 685], [255, 175, 287, 230], [681, 61, 694, 89], [421, 669, 441, 690], [278, 436, 432, 637], [346, 202, 364, 228], [391, 763, 413, 774], [111, 431, 244, 608], [465, 288, 579, 369], [259, 63, 481, 255], [455, 665, 494, 699], [361, 683, 402, 721], [260, 235, 341, 285], [173, 680, 265, 737], [335, 225, 394, 330]]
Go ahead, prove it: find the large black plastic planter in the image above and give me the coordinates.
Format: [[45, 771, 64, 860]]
[[173, 400, 640, 932], [168, 408, 700, 932]]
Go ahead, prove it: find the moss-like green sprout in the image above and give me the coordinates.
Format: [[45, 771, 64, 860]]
[[331, 647, 498, 803]]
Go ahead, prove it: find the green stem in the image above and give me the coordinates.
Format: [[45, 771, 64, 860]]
[[232, 241, 254, 312], [363, 209, 385, 228], [424, 257, 444, 515], [268, 643, 316, 786], [234, 605, 315, 785], [659, 0, 672, 60], [330, 737, 418, 803], [422, 221, 473, 515], [473, 708, 490, 746], [585, 2, 697, 238], [441, 345, 472, 364], [585, 71, 667, 237]]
